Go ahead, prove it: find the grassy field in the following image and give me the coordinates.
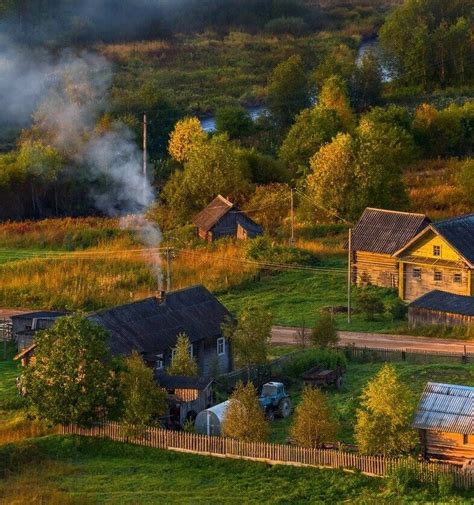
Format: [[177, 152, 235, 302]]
[[2, 435, 473, 504], [269, 359, 474, 445]]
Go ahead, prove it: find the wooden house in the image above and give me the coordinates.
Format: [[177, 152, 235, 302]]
[[413, 382, 474, 463], [11, 311, 66, 351], [395, 214, 474, 301], [156, 375, 214, 427], [408, 290, 474, 328], [15, 286, 233, 377], [350, 208, 430, 288], [193, 195, 263, 242]]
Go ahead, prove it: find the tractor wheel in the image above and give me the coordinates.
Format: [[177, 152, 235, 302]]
[[336, 376, 344, 390], [266, 409, 275, 422], [278, 398, 292, 418]]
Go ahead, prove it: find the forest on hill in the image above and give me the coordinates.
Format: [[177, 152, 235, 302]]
[[0, 0, 472, 225]]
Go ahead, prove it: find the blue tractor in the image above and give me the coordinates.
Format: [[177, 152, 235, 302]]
[[259, 382, 292, 421]]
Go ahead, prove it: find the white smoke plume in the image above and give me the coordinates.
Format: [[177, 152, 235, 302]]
[[0, 36, 163, 288]]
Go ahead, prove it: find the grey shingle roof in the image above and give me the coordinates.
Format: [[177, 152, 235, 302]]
[[351, 208, 430, 255], [409, 290, 474, 317], [412, 382, 474, 434], [192, 195, 234, 232], [432, 213, 474, 266], [88, 285, 230, 356], [11, 311, 67, 320], [156, 375, 212, 390]]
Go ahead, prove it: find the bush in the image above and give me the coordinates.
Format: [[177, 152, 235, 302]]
[[384, 297, 407, 322], [436, 472, 455, 497], [282, 349, 347, 379], [356, 287, 385, 321], [245, 235, 317, 265], [387, 464, 420, 495], [311, 311, 339, 348]]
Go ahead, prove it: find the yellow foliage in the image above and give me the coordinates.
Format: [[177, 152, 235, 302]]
[[168, 117, 206, 163]]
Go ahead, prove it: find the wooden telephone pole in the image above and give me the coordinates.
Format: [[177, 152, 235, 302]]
[[166, 247, 173, 292], [347, 228, 352, 324], [290, 188, 295, 245]]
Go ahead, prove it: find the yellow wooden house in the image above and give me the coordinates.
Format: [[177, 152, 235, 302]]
[[394, 214, 474, 301]]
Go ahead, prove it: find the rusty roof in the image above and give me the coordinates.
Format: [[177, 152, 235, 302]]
[[412, 382, 474, 434], [351, 208, 430, 255], [409, 290, 474, 317], [192, 195, 234, 232]]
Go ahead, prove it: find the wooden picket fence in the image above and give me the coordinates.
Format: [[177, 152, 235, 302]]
[[60, 422, 474, 489]]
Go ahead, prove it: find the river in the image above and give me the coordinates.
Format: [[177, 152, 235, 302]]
[[200, 39, 390, 133]]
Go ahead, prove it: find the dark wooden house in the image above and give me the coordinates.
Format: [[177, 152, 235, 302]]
[[11, 311, 67, 351], [395, 213, 474, 301], [193, 194, 263, 242], [156, 375, 214, 427], [15, 286, 233, 377], [408, 290, 474, 328], [350, 208, 430, 288], [89, 285, 233, 376], [413, 382, 474, 463]]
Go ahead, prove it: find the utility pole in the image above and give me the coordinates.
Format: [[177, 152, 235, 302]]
[[166, 247, 173, 292], [290, 188, 295, 245], [347, 228, 352, 324]]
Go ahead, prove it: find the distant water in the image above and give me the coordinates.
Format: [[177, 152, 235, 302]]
[[200, 39, 391, 132]]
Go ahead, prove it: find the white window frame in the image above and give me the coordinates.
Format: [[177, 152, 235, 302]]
[[217, 337, 226, 356], [434, 270, 443, 282], [155, 353, 164, 370]]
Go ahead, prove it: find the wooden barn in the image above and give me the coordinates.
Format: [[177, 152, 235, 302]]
[[15, 285, 233, 377], [350, 208, 430, 288], [11, 311, 66, 351], [156, 375, 214, 427], [413, 382, 474, 463], [408, 290, 474, 328], [193, 194, 263, 242], [395, 213, 474, 301]]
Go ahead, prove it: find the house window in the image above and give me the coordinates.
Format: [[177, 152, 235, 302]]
[[453, 273, 462, 284], [434, 271, 443, 282], [155, 353, 164, 370], [217, 337, 226, 356], [171, 345, 193, 358], [413, 268, 422, 279], [464, 434, 469, 445], [433, 245, 441, 257]]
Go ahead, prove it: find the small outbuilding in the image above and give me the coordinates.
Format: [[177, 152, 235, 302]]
[[195, 400, 231, 436], [408, 290, 474, 328], [412, 382, 474, 463], [11, 311, 67, 351], [156, 375, 214, 428], [193, 195, 263, 242]]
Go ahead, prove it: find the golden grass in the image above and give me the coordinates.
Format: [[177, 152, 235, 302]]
[[0, 412, 54, 446]]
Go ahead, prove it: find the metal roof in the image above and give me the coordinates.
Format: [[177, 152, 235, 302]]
[[409, 290, 474, 317], [432, 214, 474, 266], [89, 285, 231, 356], [412, 382, 474, 434], [192, 195, 234, 232], [351, 208, 430, 255]]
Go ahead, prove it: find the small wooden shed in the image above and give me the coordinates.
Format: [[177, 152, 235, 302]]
[[193, 195, 263, 242], [412, 382, 474, 463], [408, 290, 474, 328], [350, 208, 430, 289]]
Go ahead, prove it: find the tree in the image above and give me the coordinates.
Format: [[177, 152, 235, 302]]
[[168, 117, 206, 163], [314, 44, 356, 86], [311, 311, 339, 348], [22, 315, 116, 427], [167, 333, 198, 376], [355, 364, 417, 455], [307, 133, 357, 220], [458, 159, 474, 204], [279, 106, 342, 179], [222, 381, 269, 442], [318, 75, 355, 132], [240, 149, 289, 184], [222, 304, 272, 372], [162, 134, 252, 222], [215, 106, 253, 139], [120, 351, 168, 436], [267, 55, 310, 128], [290, 386, 338, 448], [350, 50, 382, 111], [356, 287, 385, 321]]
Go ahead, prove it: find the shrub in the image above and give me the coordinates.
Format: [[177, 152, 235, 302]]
[[356, 287, 385, 321], [387, 464, 420, 495], [384, 297, 407, 322], [245, 235, 317, 265], [311, 311, 339, 348], [436, 472, 455, 497], [282, 349, 347, 379]]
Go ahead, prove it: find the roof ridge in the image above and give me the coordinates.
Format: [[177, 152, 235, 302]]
[[433, 212, 474, 226], [365, 207, 428, 218], [91, 296, 159, 316], [216, 194, 234, 207]]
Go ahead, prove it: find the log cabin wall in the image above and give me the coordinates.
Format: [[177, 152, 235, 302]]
[[353, 251, 399, 288], [409, 307, 474, 327], [423, 430, 474, 463]]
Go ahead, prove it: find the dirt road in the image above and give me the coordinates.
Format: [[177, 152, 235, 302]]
[[271, 326, 474, 354]]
